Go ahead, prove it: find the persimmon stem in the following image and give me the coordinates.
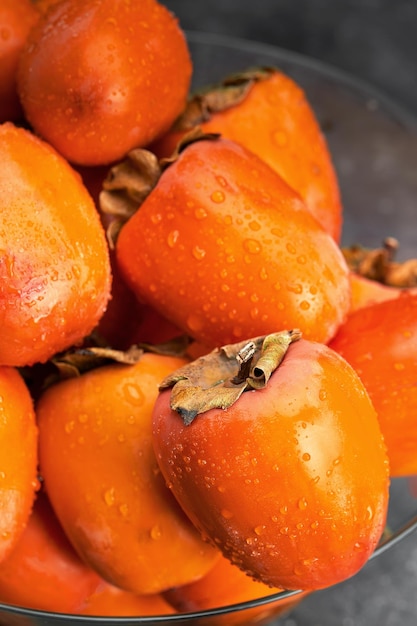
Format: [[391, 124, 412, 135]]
[[230, 341, 257, 385]]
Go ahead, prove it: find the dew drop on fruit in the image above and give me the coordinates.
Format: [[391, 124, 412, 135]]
[[243, 239, 262, 255], [221, 509, 234, 520], [210, 190, 225, 203], [150, 525, 162, 540], [194, 207, 208, 220], [123, 383, 144, 406], [298, 497, 308, 510], [167, 230, 179, 248], [103, 487, 116, 506]]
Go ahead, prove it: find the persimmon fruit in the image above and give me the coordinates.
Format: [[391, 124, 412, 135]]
[[0, 366, 38, 563], [17, 0, 193, 165], [151, 67, 342, 241], [37, 352, 219, 595], [114, 136, 350, 349], [0, 122, 112, 367], [0, 0, 38, 123], [0, 492, 102, 613], [152, 333, 389, 591], [329, 292, 417, 477]]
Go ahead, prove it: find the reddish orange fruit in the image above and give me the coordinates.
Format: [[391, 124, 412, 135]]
[[0, 122, 111, 367], [0, 366, 39, 563], [152, 68, 342, 241], [80, 581, 176, 617], [37, 353, 219, 595], [153, 335, 389, 591], [0, 492, 102, 613], [18, 0, 192, 165], [0, 0, 38, 123], [115, 136, 350, 348]]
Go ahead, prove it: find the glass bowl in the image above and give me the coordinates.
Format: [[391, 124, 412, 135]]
[[2, 30, 417, 626]]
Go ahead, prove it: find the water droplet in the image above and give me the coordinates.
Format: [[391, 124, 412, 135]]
[[119, 503, 129, 517], [192, 245, 206, 260], [211, 190, 225, 203], [194, 207, 208, 220], [298, 497, 308, 510], [186, 314, 203, 332], [286, 242, 296, 255], [65, 420, 75, 434], [254, 525, 266, 536], [319, 389, 327, 401], [302, 453, 311, 462], [215, 175, 228, 188], [249, 220, 261, 231], [167, 230, 179, 248], [123, 383, 144, 406], [287, 283, 303, 294], [104, 487, 116, 506], [150, 525, 162, 540], [300, 300, 310, 310], [280, 526, 289, 535], [243, 239, 262, 254], [311, 521, 319, 530], [78, 413, 88, 424], [394, 362, 405, 371], [280, 505, 288, 515], [221, 509, 234, 519]]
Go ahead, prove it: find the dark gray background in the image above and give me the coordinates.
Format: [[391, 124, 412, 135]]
[[162, 2, 417, 626], [165, 0, 417, 116]]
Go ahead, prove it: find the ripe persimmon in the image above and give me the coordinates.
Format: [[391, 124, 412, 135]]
[[329, 292, 417, 477], [0, 0, 38, 123], [80, 581, 176, 617], [0, 366, 38, 563], [17, 0, 192, 165], [153, 333, 389, 591], [164, 553, 308, 625], [37, 352, 219, 595], [114, 136, 350, 348], [0, 122, 111, 367], [0, 492, 102, 613], [151, 67, 342, 241]]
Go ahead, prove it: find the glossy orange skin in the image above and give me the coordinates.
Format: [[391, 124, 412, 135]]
[[329, 293, 417, 477], [0, 122, 111, 367], [116, 137, 350, 349], [152, 69, 342, 242], [17, 0, 192, 165], [37, 353, 219, 595], [0, 0, 38, 123], [349, 272, 417, 313], [0, 492, 102, 613], [80, 581, 176, 617], [153, 339, 389, 591], [0, 366, 39, 563], [164, 553, 308, 625]]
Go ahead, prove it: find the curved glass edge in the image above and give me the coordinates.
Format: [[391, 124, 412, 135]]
[[1, 513, 417, 623], [185, 30, 417, 133]]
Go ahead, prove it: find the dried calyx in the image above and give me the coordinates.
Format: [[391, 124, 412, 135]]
[[159, 329, 302, 426], [98, 128, 219, 248], [170, 66, 276, 131], [343, 237, 417, 287]]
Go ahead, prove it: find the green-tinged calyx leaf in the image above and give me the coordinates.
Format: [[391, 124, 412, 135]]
[[159, 329, 302, 425]]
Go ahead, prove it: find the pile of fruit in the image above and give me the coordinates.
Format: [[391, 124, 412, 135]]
[[1, 0, 417, 622]]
